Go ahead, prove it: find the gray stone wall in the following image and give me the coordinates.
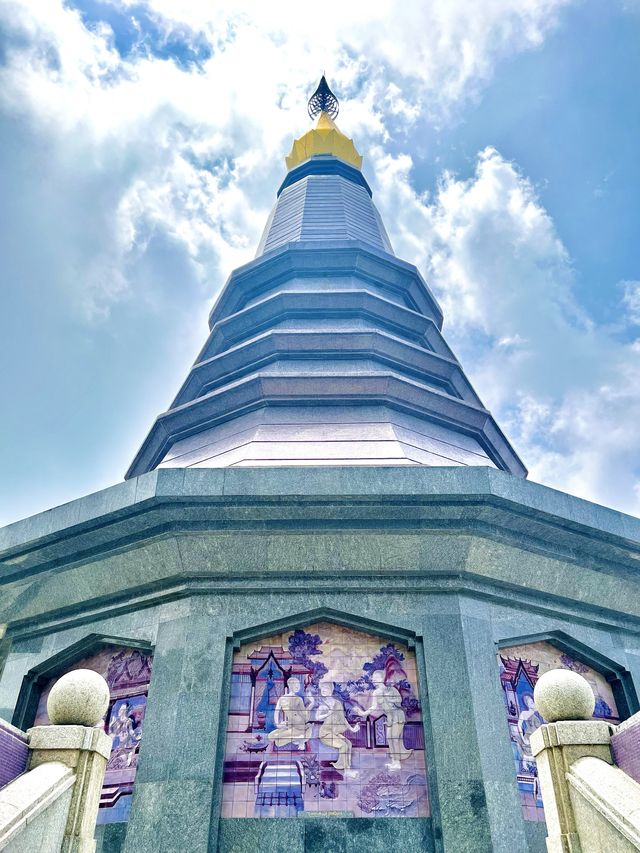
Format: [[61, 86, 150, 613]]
[[1, 467, 640, 852], [1, 587, 638, 853]]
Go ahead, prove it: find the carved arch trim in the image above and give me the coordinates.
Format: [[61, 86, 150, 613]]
[[496, 628, 638, 720], [228, 606, 419, 651], [12, 633, 154, 730]]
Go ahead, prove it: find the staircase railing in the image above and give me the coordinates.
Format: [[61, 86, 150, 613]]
[[0, 669, 111, 852], [531, 668, 640, 852]]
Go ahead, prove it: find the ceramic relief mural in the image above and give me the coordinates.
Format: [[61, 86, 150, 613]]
[[497, 640, 619, 822], [35, 644, 153, 824], [221, 621, 429, 818]]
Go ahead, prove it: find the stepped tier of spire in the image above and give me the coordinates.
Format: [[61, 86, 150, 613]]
[[127, 79, 525, 478]]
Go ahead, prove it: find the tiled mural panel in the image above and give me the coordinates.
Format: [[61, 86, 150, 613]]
[[35, 645, 153, 824], [0, 719, 29, 787], [497, 640, 619, 823], [221, 622, 429, 818], [611, 719, 640, 784]]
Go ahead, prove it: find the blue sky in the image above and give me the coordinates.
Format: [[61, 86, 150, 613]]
[[0, 0, 639, 524], [413, 2, 640, 320]]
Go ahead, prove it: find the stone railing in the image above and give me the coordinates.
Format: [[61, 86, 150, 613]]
[[531, 668, 640, 852], [0, 669, 111, 852]]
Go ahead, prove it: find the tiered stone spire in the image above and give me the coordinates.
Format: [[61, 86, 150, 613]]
[[126, 78, 526, 478]]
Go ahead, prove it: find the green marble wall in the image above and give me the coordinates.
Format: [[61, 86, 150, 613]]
[[216, 817, 435, 853], [1, 467, 639, 852]]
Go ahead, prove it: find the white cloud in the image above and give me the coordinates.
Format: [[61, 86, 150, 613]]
[[0, 0, 571, 322], [125, 0, 570, 118], [370, 146, 640, 514], [622, 280, 640, 325], [5, 0, 640, 521]]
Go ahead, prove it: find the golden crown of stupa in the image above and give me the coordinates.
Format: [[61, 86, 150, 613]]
[[285, 76, 363, 171]]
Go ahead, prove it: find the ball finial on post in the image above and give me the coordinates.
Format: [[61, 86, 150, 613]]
[[47, 669, 110, 726], [533, 668, 595, 722]]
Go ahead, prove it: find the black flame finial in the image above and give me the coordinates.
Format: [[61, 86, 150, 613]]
[[307, 75, 339, 121]]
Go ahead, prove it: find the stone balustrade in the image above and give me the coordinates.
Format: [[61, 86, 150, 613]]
[[531, 668, 640, 853], [0, 669, 111, 853]]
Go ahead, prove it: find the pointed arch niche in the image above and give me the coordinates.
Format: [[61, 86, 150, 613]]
[[220, 611, 430, 819], [495, 630, 638, 824], [12, 634, 154, 826]]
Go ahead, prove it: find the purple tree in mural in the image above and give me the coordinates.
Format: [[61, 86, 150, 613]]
[[331, 643, 422, 722], [363, 644, 406, 678], [594, 697, 613, 718], [393, 679, 421, 716], [559, 654, 589, 674], [362, 644, 421, 718], [288, 629, 328, 686], [331, 676, 372, 723]]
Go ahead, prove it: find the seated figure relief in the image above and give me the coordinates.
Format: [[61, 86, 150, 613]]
[[222, 622, 429, 819], [316, 680, 364, 777], [267, 677, 313, 748]]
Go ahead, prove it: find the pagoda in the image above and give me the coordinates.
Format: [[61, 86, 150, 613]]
[[127, 77, 525, 478], [1, 78, 639, 853]]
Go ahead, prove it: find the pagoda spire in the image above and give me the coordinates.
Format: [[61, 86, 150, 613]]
[[285, 76, 362, 171], [307, 75, 339, 120], [126, 80, 526, 480]]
